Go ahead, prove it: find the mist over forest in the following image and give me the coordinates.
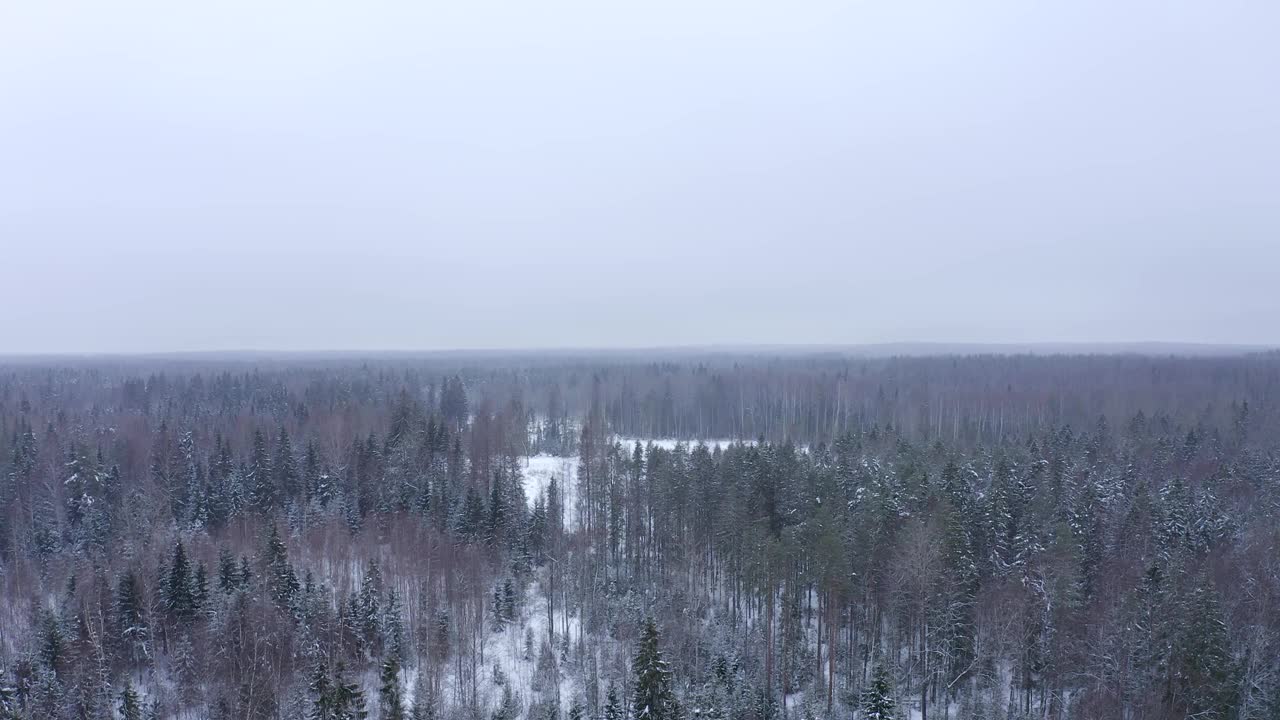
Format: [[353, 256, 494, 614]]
[[0, 349, 1277, 720]]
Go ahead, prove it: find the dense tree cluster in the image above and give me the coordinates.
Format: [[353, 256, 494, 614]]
[[0, 353, 1276, 720]]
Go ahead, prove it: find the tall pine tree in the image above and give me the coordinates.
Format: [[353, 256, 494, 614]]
[[632, 619, 678, 720]]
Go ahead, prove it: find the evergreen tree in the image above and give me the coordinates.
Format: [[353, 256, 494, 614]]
[[218, 547, 240, 593], [493, 685, 520, 720], [193, 562, 210, 612], [861, 661, 897, 720], [249, 428, 276, 511], [382, 589, 406, 661], [1171, 578, 1239, 720], [239, 556, 253, 587], [409, 674, 436, 720], [172, 634, 199, 705], [357, 560, 384, 652], [458, 485, 486, 543], [262, 524, 300, 611], [114, 570, 148, 665], [165, 542, 196, 620], [502, 579, 517, 623], [632, 618, 678, 720], [603, 685, 623, 720], [276, 427, 300, 501], [378, 654, 405, 720], [440, 376, 468, 428], [119, 682, 143, 720], [332, 664, 368, 720], [38, 609, 65, 675], [309, 661, 335, 720], [487, 470, 507, 547]]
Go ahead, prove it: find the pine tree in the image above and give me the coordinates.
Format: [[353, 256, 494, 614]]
[[861, 661, 897, 720], [356, 561, 384, 652], [1171, 578, 1239, 720], [172, 634, 199, 705], [309, 661, 335, 720], [332, 663, 368, 720], [249, 428, 276, 511], [409, 674, 436, 720], [632, 618, 678, 720], [239, 556, 253, 587], [276, 427, 300, 501], [382, 588, 406, 662], [440, 376, 468, 428], [492, 585, 507, 632], [218, 547, 240, 593], [378, 654, 404, 720], [262, 524, 300, 611], [165, 542, 196, 620], [193, 563, 210, 612], [458, 485, 486, 543], [39, 609, 65, 675], [114, 570, 148, 665], [603, 685, 623, 720], [493, 685, 520, 720], [119, 682, 143, 720], [502, 579, 517, 622]]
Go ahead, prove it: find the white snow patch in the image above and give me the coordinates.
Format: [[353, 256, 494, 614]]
[[612, 437, 749, 452], [521, 455, 580, 528]]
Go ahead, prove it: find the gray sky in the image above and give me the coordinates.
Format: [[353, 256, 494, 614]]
[[2, 0, 1277, 353]]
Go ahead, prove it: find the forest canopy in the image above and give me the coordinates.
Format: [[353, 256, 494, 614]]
[[0, 351, 1276, 720]]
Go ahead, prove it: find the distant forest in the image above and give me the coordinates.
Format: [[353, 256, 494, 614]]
[[0, 351, 1277, 720]]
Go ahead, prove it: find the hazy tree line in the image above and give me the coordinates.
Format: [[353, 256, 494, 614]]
[[8, 352, 1280, 446], [0, 354, 1277, 720]]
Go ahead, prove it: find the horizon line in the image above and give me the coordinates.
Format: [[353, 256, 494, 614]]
[[1, 340, 1276, 360]]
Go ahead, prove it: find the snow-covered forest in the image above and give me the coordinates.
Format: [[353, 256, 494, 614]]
[[0, 352, 1277, 720]]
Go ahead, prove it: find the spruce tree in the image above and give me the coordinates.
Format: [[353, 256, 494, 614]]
[[193, 563, 210, 613], [861, 661, 897, 720], [276, 427, 300, 501], [38, 609, 64, 675], [218, 547, 239, 593], [332, 663, 368, 720], [487, 470, 506, 547], [603, 685, 623, 720], [459, 485, 486, 543], [165, 542, 196, 620], [262, 524, 299, 611], [119, 682, 143, 720], [1171, 578, 1239, 720], [493, 685, 520, 720], [632, 618, 678, 720], [114, 570, 148, 665], [239, 556, 253, 587], [309, 661, 335, 720], [502, 579, 517, 622], [249, 428, 275, 511], [378, 654, 404, 720], [409, 675, 436, 720]]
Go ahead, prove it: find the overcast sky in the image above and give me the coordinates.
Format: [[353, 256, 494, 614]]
[[2, 0, 1277, 352]]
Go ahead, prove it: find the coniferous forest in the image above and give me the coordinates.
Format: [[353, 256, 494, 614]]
[[0, 352, 1277, 720]]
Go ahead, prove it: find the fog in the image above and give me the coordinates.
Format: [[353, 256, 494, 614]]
[[2, 0, 1277, 353]]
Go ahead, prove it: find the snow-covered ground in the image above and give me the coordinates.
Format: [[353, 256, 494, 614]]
[[521, 454, 580, 526], [611, 437, 748, 452], [519, 436, 751, 526], [484, 578, 583, 708], [423, 575, 591, 716]]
